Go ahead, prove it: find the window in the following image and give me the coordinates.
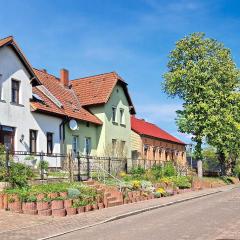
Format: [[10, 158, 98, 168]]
[[47, 132, 53, 154], [120, 108, 125, 125], [144, 145, 148, 158], [0, 125, 15, 151], [153, 147, 156, 160], [112, 139, 117, 156], [11, 80, 20, 104], [85, 137, 91, 155], [112, 106, 117, 123], [29, 130, 37, 153], [120, 141, 126, 156], [0, 74, 2, 100], [72, 136, 79, 156]]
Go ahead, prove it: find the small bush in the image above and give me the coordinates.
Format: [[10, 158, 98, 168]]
[[130, 166, 145, 179], [172, 176, 191, 189], [163, 162, 177, 177], [150, 165, 164, 180]]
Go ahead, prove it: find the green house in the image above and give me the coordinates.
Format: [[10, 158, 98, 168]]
[[67, 72, 136, 158]]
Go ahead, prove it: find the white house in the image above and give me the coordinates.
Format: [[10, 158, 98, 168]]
[[0, 36, 63, 166]]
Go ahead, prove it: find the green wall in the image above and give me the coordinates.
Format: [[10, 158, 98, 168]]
[[90, 83, 131, 158], [64, 120, 99, 156], [64, 83, 132, 158]]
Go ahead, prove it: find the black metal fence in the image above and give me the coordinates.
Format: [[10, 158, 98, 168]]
[[0, 150, 189, 183]]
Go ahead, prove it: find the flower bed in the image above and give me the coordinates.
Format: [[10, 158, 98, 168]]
[[0, 182, 104, 217]]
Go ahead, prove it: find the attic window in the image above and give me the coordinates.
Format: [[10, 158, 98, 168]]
[[32, 93, 44, 103], [112, 106, 117, 123]]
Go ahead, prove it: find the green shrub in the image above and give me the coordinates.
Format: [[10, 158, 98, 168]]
[[8, 162, 34, 188], [150, 165, 164, 180], [163, 162, 177, 177], [38, 160, 49, 172], [172, 176, 191, 189], [72, 199, 88, 208], [130, 166, 145, 179]]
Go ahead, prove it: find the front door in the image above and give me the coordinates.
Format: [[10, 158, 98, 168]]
[[0, 125, 15, 151]]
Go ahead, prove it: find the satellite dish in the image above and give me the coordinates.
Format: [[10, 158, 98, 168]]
[[69, 119, 78, 131]]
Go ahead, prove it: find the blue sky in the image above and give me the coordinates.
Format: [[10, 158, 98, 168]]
[[1, 0, 240, 144]]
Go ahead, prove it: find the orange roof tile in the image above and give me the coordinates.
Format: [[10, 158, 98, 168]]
[[32, 69, 102, 125], [71, 72, 136, 114]]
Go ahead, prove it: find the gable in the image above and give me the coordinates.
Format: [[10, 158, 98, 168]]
[[71, 72, 136, 114], [0, 36, 40, 86]]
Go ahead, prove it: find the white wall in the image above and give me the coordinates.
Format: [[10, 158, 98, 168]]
[[0, 45, 63, 167]]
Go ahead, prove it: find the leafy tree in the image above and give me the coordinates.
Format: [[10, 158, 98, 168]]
[[163, 32, 240, 170]]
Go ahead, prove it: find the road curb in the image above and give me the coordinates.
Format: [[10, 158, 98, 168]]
[[39, 187, 235, 240]]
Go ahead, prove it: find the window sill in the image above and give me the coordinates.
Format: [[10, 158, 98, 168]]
[[10, 102, 24, 107], [0, 99, 6, 103]]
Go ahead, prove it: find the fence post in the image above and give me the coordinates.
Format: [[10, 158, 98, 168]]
[[87, 155, 90, 180], [40, 151, 44, 180], [108, 157, 111, 174], [68, 153, 74, 182], [77, 152, 81, 182], [5, 148, 10, 179]]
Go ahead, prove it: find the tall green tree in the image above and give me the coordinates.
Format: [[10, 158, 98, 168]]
[[163, 33, 240, 167]]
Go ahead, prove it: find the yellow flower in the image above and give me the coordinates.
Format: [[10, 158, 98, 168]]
[[156, 187, 166, 194], [119, 171, 127, 178], [132, 180, 141, 189]]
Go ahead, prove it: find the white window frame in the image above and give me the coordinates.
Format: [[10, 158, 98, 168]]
[[120, 108, 125, 125], [72, 135, 79, 156], [112, 106, 117, 123], [84, 137, 91, 155]]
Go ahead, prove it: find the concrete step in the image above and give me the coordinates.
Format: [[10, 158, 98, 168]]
[[107, 196, 117, 202], [84, 180, 95, 186], [107, 200, 123, 208], [104, 192, 111, 198]]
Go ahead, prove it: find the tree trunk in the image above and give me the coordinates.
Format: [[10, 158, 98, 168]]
[[218, 150, 226, 176]]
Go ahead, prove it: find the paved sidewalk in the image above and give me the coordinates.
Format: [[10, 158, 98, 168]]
[[0, 184, 238, 240]]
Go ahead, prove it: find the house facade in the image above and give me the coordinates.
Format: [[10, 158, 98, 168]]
[[71, 72, 136, 158], [131, 116, 186, 165], [0, 37, 63, 165], [33, 68, 102, 157]]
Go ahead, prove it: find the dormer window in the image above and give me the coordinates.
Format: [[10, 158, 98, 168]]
[[112, 106, 117, 123], [11, 79, 20, 104]]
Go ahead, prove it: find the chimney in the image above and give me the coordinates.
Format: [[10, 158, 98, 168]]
[[60, 69, 69, 87], [41, 69, 47, 73]]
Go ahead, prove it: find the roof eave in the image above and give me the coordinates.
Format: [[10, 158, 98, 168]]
[[1, 38, 41, 86]]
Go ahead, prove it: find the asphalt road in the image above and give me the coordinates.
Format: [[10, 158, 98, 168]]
[[53, 187, 240, 240]]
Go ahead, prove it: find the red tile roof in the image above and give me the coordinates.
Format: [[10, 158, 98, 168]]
[[32, 69, 102, 125], [71, 72, 136, 114], [131, 116, 185, 145]]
